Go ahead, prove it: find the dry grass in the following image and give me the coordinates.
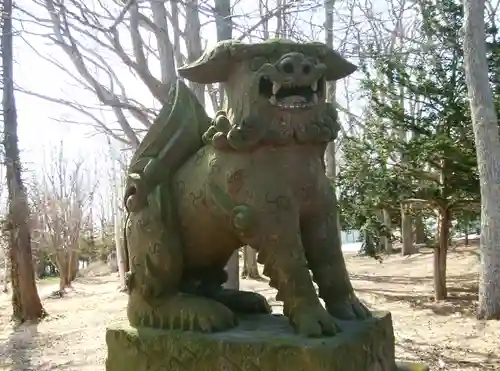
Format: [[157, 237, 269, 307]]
[[0, 244, 499, 371]]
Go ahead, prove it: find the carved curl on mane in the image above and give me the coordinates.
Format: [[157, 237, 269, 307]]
[[202, 104, 340, 151]]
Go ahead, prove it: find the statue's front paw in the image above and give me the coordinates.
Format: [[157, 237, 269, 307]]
[[326, 295, 372, 320], [290, 304, 341, 337]]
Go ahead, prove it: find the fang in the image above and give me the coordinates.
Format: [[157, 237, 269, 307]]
[[272, 82, 281, 95]]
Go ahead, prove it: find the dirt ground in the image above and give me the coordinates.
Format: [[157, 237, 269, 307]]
[[1, 245, 499, 371]]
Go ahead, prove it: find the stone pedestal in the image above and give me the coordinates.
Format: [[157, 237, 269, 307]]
[[106, 312, 401, 371]]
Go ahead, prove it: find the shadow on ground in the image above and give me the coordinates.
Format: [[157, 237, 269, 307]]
[[352, 273, 478, 317], [4, 322, 41, 371], [396, 338, 499, 370]]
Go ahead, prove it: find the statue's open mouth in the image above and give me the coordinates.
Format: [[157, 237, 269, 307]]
[[259, 77, 324, 109]]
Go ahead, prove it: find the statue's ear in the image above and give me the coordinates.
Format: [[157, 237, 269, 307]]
[[322, 48, 358, 81], [178, 40, 239, 84]]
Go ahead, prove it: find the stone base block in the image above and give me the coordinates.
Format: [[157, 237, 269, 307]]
[[106, 312, 397, 371]]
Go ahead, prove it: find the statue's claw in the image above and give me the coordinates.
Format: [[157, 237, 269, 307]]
[[290, 305, 341, 337], [326, 295, 372, 320]]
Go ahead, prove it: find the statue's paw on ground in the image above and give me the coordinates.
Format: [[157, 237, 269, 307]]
[[210, 289, 272, 314], [291, 305, 341, 337], [327, 295, 372, 320], [128, 294, 236, 332]]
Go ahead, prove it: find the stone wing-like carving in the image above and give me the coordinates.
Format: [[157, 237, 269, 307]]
[[124, 78, 212, 211]]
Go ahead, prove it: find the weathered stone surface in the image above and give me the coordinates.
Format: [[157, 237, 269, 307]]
[[106, 311, 397, 371]]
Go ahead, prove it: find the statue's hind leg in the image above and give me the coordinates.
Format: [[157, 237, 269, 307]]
[[301, 193, 371, 321], [125, 186, 236, 332], [180, 264, 272, 314]]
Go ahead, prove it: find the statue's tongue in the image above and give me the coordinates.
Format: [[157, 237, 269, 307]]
[[281, 95, 307, 104]]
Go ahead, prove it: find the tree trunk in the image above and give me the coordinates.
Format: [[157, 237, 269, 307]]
[[3, 247, 10, 292], [2, 0, 46, 322], [241, 247, 259, 280], [114, 205, 126, 288], [56, 251, 70, 293], [400, 206, 414, 255], [464, 225, 469, 246], [324, 0, 337, 181], [68, 250, 78, 283], [242, 245, 261, 279], [224, 248, 239, 290], [434, 207, 449, 301], [184, 0, 205, 104], [148, 0, 177, 84], [376, 210, 386, 251], [214, 0, 238, 290], [54, 249, 78, 294], [383, 208, 393, 253], [323, 0, 343, 255], [463, 0, 500, 319], [33, 260, 39, 280]]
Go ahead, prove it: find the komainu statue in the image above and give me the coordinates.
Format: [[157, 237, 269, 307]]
[[123, 39, 371, 337]]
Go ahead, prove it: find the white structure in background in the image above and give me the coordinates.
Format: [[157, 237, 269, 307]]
[[341, 229, 361, 244], [341, 229, 362, 252]]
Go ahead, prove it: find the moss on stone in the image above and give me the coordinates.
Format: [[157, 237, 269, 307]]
[[106, 311, 399, 371], [177, 38, 357, 84]]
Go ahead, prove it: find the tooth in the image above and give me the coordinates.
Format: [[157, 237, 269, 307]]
[[311, 80, 318, 91], [269, 96, 277, 105], [272, 82, 281, 95], [312, 93, 318, 104]]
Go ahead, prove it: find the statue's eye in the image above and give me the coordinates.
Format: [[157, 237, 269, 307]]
[[249, 56, 268, 71]]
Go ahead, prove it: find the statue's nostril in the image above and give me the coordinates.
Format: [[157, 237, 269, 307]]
[[282, 62, 294, 74], [302, 64, 312, 75]]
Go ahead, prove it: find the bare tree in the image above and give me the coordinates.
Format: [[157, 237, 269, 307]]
[[210, 0, 241, 289], [30, 144, 97, 295], [463, 0, 500, 319], [2, 0, 46, 321], [107, 141, 130, 289], [323, 0, 336, 179], [1, 219, 9, 293], [0, 166, 9, 293], [16, 0, 213, 145]]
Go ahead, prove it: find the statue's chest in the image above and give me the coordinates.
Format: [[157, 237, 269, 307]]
[[209, 145, 329, 199]]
